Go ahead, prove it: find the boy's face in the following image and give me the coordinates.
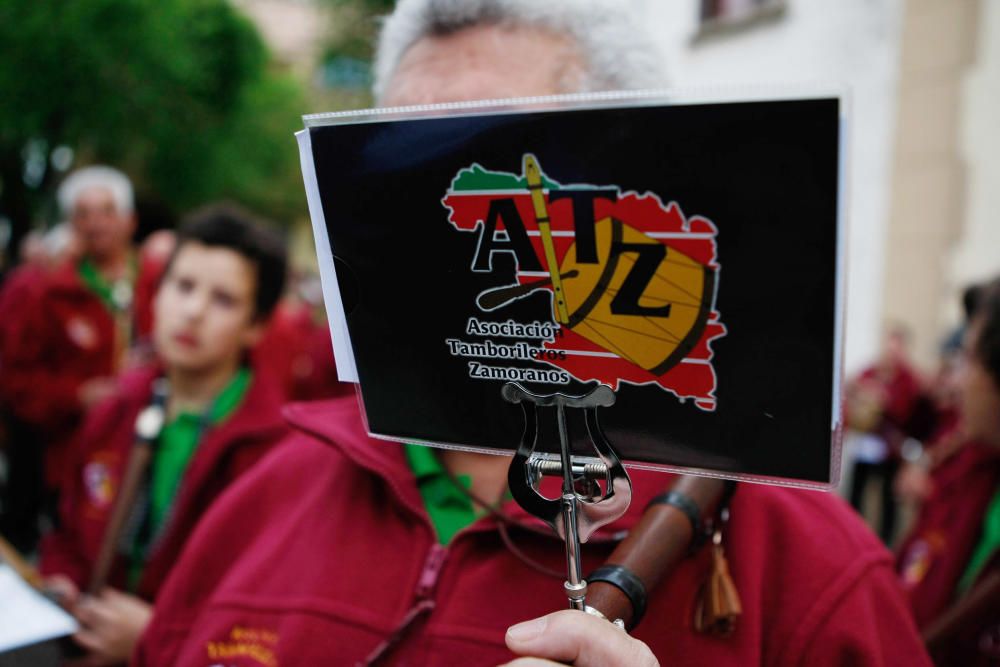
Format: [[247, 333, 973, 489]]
[[153, 242, 262, 373]]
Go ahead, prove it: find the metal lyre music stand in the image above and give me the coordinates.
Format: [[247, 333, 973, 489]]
[[503, 382, 632, 617]]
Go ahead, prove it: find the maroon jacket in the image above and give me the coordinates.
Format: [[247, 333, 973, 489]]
[[858, 363, 922, 429], [0, 262, 46, 353], [252, 300, 353, 402], [39, 365, 287, 601], [136, 396, 930, 666], [0, 257, 162, 486], [896, 441, 1000, 664]]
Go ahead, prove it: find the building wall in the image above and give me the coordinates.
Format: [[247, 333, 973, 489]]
[[952, 0, 1000, 314], [642, 0, 905, 374], [231, 0, 329, 77], [883, 0, 982, 367]]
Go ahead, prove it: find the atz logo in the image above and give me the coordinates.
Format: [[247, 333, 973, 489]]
[[442, 154, 726, 411]]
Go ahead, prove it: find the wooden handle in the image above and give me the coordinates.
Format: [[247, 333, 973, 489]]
[[88, 444, 152, 594], [587, 476, 727, 628], [0, 533, 44, 589]]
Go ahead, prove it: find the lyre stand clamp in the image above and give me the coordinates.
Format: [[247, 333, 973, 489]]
[[503, 382, 632, 613]]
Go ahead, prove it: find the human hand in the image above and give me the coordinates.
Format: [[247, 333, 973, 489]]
[[72, 588, 153, 665], [42, 573, 81, 610], [500, 610, 659, 667]]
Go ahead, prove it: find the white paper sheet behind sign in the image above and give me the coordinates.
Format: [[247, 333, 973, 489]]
[[296, 129, 358, 383], [0, 563, 78, 653]]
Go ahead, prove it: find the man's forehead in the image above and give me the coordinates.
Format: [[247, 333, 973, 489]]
[[382, 23, 584, 106], [73, 186, 118, 210]]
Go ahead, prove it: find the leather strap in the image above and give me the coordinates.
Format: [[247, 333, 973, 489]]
[[587, 564, 648, 629], [647, 490, 702, 544]]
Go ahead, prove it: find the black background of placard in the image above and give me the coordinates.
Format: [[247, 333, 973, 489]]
[[309, 98, 840, 483]]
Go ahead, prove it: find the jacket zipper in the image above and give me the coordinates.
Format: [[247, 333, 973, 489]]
[[360, 543, 449, 666], [415, 543, 449, 598]]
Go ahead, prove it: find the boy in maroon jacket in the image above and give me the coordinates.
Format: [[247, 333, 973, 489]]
[[138, 2, 930, 665], [40, 204, 289, 664]]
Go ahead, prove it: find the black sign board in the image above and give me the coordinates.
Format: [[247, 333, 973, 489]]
[[298, 92, 844, 486]]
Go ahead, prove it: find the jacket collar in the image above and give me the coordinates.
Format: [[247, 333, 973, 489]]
[[282, 396, 671, 537], [191, 365, 288, 448], [284, 396, 429, 518], [116, 363, 288, 455]]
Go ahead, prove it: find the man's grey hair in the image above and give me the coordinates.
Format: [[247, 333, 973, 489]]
[[373, 0, 668, 102], [57, 165, 134, 217]]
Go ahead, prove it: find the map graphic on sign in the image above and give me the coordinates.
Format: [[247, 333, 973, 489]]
[[442, 154, 727, 411]]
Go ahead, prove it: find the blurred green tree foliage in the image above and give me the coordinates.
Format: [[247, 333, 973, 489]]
[[308, 0, 393, 112], [0, 0, 306, 261], [319, 0, 393, 74]]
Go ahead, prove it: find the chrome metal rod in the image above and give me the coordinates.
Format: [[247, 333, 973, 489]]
[[556, 403, 587, 610]]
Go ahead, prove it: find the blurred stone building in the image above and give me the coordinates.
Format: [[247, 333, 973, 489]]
[[647, 0, 998, 373], [886, 0, 999, 364], [231, 0, 330, 78]]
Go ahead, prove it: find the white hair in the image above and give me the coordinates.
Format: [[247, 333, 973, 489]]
[[57, 165, 134, 217], [373, 0, 668, 102]]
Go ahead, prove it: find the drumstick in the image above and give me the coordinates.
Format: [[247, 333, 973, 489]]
[[524, 155, 571, 324], [0, 533, 44, 589], [88, 441, 153, 594]]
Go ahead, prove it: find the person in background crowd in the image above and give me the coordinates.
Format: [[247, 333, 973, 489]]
[[139, 229, 177, 265], [0, 227, 84, 372], [893, 284, 982, 508], [0, 167, 166, 525], [127, 229, 179, 367], [0, 223, 86, 554], [16, 228, 46, 266], [847, 325, 925, 542], [940, 283, 985, 356], [136, 2, 930, 666], [39, 204, 289, 665], [896, 277, 1000, 665], [252, 271, 353, 402], [0, 225, 85, 378]]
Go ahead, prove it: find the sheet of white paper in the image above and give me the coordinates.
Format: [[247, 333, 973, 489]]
[[296, 128, 359, 383], [0, 563, 78, 653]]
